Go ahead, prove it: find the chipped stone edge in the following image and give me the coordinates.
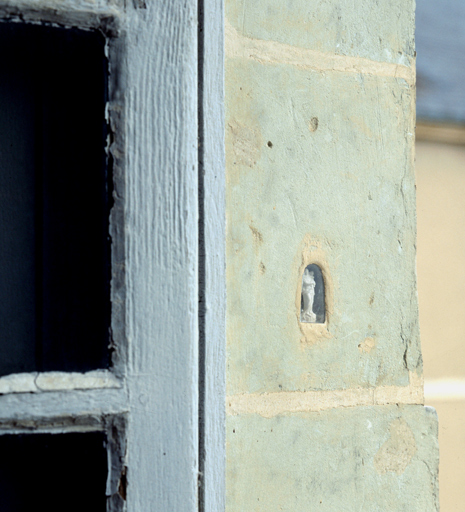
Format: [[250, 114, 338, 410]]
[[227, 372, 423, 418], [0, 370, 121, 395]]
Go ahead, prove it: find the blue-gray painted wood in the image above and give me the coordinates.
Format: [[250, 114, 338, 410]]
[[0, 387, 127, 422], [201, 0, 226, 510], [416, 0, 465, 123], [0, 1, 226, 510], [125, 1, 199, 510]]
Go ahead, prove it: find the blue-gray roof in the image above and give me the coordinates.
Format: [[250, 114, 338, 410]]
[[416, 0, 465, 124]]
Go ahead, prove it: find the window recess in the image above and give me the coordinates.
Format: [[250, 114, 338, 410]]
[[0, 22, 111, 375]]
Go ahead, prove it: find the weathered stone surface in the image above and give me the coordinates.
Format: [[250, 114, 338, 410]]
[[226, 405, 439, 511], [226, 0, 414, 66], [224, 2, 437, 511], [226, 57, 418, 394]]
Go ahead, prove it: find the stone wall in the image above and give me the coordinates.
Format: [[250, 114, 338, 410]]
[[225, 1, 439, 509]]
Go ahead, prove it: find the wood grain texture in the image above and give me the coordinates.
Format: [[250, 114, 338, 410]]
[[200, 0, 226, 510], [0, 1, 227, 509], [0, 387, 128, 421], [125, 1, 199, 510]]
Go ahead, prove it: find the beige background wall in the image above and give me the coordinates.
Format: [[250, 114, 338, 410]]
[[416, 137, 465, 512]]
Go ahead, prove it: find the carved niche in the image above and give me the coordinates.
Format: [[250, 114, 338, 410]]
[[300, 264, 325, 323]]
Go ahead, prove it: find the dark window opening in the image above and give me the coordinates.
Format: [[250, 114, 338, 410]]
[[0, 23, 111, 375], [0, 432, 108, 512]]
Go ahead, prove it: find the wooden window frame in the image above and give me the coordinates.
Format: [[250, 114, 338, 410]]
[[0, 1, 225, 510]]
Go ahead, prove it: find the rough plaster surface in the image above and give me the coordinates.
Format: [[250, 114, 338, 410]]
[[224, 1, 438, 510], [226, 56, 418, 394], [226, 405, 439, 511], [226, 0, 415, 66]]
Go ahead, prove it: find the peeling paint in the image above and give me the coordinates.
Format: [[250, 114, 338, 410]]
[[0, 370, 121, 395], [228, 119, 262, 169], [359, 337, 375, 353], [374, 418, 417, 474]]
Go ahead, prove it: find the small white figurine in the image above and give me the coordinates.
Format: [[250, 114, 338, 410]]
[[301, 268, 316, 322]]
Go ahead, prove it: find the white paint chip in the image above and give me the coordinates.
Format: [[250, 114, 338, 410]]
[[36, 370, 121, 391], [0, 370, 121, 395], [0, 373, 38, 394]]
